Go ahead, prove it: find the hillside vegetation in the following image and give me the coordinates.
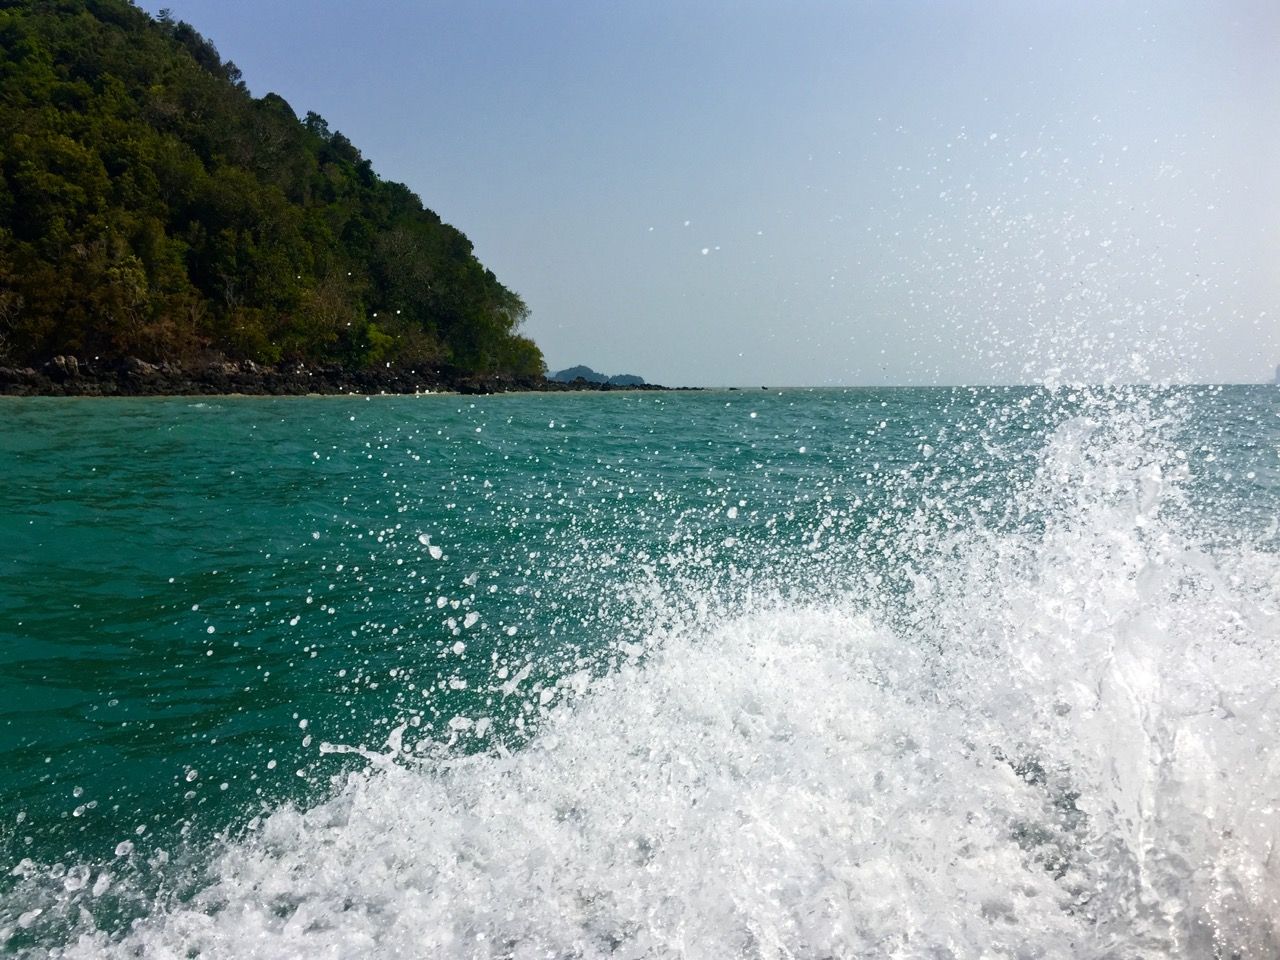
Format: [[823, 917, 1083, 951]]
[[0, 0, 544, 376]]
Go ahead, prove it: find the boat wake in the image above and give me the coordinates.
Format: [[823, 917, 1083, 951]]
[[7, 391, 1279, 959]]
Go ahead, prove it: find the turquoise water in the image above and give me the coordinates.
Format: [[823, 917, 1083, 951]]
[[2, 387, 1278, 957]]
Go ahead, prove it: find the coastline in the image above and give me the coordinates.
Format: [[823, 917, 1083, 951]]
[[0, 357, 685, 397]]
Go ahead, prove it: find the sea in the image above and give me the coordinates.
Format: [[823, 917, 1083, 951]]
[[1, 385, 1277, 958]]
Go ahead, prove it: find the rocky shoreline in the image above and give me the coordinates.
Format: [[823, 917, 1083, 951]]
[[0, 356, 680, 397]]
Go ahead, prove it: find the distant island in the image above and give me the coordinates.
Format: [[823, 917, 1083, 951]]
[[0, 0, 665, 396], [550, 365, 648, 387]]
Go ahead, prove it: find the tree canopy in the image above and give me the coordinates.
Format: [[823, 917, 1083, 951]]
[[0, 0, 544, 376]]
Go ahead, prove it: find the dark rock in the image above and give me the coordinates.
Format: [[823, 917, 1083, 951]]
[[122, 357, 159, 378], [47, 355, 80, 380], [0, 366, 36, 385], [0, 355, 688, 397]]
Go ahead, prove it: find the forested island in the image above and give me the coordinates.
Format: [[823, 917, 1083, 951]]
[[0, 0, 662, 395], [550, 365, 647, 387]]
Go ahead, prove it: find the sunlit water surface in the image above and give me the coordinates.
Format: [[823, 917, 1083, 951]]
[[1, 387, 1278, 958]]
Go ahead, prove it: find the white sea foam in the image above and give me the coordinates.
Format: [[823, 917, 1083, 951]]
[[16, 394, 1280, 958]]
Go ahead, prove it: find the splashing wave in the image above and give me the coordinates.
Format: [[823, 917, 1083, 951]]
[[12, 391, 1280, 959]]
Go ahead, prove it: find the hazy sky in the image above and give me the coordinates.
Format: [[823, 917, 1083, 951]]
[[138, 1, 1279, 386]]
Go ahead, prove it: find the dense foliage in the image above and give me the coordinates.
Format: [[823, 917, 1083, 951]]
[[0, 0, 544, 374]]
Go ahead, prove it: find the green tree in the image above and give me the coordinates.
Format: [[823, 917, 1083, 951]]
[[0, 0, 544, 375]]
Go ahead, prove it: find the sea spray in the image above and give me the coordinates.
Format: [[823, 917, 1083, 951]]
[[4, 388, 1274, 958], [900, 389, 1280, 955]]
